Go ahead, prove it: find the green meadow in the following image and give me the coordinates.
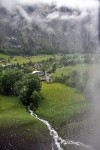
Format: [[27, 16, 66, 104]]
[[53, 63, 100, 77], [0, 95, 50, 135], [0, 83, 89, 138], [0, 95, 52, 149], [0, 53, 54, 64], [38, 83, 90, 137]]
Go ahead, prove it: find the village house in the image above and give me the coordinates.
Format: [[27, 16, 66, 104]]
[[32, 71, 44, 76], [32, 71, 52, 83]]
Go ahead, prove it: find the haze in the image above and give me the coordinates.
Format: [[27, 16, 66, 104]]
[[0, 0, 99, 10]]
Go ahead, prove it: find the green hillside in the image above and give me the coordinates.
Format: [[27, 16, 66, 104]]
[[0, 83, 90, 149], [0, 96, 51, 150]]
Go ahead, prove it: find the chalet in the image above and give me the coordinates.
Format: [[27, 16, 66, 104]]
[[31, 71, 52, 83], [1, 63, 12, 67], [32, 71, 44, 76], [45, 73, 53, 82]]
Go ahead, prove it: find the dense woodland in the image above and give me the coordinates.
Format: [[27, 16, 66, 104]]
[[0, 68, 42, 110]]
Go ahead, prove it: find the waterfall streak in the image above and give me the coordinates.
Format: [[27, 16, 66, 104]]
[[28, 108, 91, 150]]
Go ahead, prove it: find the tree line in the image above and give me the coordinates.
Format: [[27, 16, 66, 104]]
[[0, 68, 42, 111]]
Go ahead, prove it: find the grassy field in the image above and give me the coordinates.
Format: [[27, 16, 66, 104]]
[[0, 96, 43, 130], [0, 95, 51, 150], [38, 83, 89, 122], [0, 84, 89, 128], [0, 53, 54, 64], [37, 83, 90, 140], [53, 64, 100, 77], [0, 53, 81, 64], [0, 83, 90, 149]]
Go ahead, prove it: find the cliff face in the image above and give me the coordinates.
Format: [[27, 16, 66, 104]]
[[0, 3, 98, 55]]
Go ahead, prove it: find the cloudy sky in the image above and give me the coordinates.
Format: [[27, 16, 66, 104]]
[[21, 0, 99, 8], [0, 0, 99, 10]]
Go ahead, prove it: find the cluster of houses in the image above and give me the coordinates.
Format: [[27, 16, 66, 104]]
[[0, 58, 53, 83]]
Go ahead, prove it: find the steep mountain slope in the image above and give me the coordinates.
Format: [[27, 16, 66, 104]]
[[0, 3, 98, 55]]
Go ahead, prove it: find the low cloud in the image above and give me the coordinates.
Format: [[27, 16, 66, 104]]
[[46, 9, 89, 21], [0, 0, 98, 11], [0, 0, 98, 37]]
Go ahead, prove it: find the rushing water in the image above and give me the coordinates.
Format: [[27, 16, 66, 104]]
[[28, 107, 92, 150]]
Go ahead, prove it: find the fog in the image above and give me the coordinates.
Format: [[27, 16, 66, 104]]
[[0, 0, 99, 10], [0, 0, 98, 36]]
